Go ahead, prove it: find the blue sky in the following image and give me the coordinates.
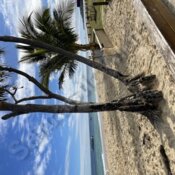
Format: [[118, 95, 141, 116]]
[[0, 0, 91, 175]]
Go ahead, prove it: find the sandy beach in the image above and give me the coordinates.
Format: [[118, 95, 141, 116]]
[[95, 0, 175, 174]]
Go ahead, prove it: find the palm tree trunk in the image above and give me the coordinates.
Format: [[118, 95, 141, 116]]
[[0, 99, 154, 120], [73, 43, 99, 51], [0, 36, 128, 84], [0, 101, 153, 114], [1, 90, 162, 120]]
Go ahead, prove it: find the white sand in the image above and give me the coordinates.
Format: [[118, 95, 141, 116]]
[[95, 0, 175, 174]]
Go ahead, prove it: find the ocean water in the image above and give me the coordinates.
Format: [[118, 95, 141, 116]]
[[86, 66, 105, 175], [74, 3, 105, 175], [89, 113, 105, 175], [79, 1, 106, 174]]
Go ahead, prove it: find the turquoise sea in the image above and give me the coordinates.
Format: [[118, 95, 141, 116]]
[[66, 1, 106, 174], [86, 65, 105, 175], [89, 113, 105, 175]]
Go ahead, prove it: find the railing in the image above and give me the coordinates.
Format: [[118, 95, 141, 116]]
[[142, 0, 175, 52], [136, 0, 175, 82], [93, 29, 113, 49]]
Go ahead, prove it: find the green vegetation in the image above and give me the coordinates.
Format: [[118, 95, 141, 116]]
[[18, 1, 99, 89]]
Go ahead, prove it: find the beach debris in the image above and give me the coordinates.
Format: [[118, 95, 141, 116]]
[[143, 133, 151, 148], [160, 145, 172, 175]]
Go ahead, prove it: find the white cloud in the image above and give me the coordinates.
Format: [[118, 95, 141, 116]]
[[34, 146, 52, 175], [14, 53, 36, 128], [0, 3, 53, 174], [0, 0, 43, 129], [32, 130, 51, 175], [26, 172, 32, 175], [38, 136, 49, 154], [0, 0, 42, 100], [79, 114, 91, 175], [0, 0, 42, 34], [47, 0, 76, 10], [68, 115, 74, 129], [0, 117, 8, 140], [15, 63, 35, 99], [75, 115, 80, 140], [64, 136, 72, 175], [0, 55, 5, 64]]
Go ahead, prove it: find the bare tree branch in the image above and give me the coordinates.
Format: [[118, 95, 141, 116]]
[[0, 66, 81, 104], [1, 112, 28, 120], [16, 95, 52, 104], [4, 89, 17, 103]]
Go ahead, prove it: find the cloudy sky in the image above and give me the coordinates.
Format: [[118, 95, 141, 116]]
[[0, 0, 91, 175]]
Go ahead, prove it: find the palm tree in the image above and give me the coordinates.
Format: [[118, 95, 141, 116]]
[[0, 35, 155, 93], [0, 51, 163, 124], [17, 1, 98, 88], [0, 1, 157, 94], [0, 47, 163, 127], [0, 2, 163, 128]]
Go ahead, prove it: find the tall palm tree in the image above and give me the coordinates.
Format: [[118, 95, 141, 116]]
[[17, 1, 98, 88]]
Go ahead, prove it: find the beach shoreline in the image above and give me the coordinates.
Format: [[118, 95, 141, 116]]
[[97, 113, 109, 175]]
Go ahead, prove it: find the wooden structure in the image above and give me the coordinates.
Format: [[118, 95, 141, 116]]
[[142, 0, 175, 52], [93, 29, 113, 49], [133, 0, 175, 81]]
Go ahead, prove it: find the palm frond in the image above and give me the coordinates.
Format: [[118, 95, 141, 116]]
[[39, 54, 76, 89], [16, 44, 35, 52], [53, 0, 77, 44], [19, 49, 48, 63], [67, 61, 77, 77], [58, 59, 77, 89], [19, 12, 40, 39], [18, 1, 78, 88], [56, 0, 75, 26], [40, 54, 66, 74], [35, 8, 51, 33], [58, 60, 77, 89], [39, 55, 65, 88], [41, 71, 51, 88], [58, 65, 67, 89]]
